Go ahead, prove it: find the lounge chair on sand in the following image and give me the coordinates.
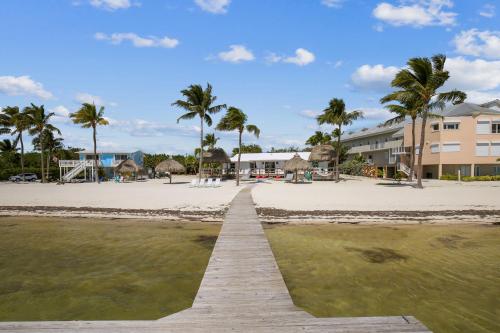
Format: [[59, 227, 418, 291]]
[[284, 173, 294, 182], [189, 179, 199, 187]]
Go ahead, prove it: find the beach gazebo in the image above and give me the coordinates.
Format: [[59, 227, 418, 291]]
[[115, 159, 142, 180], [202, 148, 230, 177], [284, 153, 310, 183], [155, 159, 186, 183], [308, 144, 335, 163]]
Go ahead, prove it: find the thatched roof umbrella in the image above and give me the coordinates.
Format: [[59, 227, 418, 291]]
[[284, 153, 310, 183], [155, 159, 185, 183], [201, 148, 230, 177], [308, 144, 335, 162], [115, 159, 141, 179]]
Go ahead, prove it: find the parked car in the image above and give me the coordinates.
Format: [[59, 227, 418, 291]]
[[9, 173, 38, 182]]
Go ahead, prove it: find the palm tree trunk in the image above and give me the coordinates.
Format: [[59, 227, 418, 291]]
[[47, 150, 50, 181], [93, 126, 99, 183], [199, 116, 204, 182], [20, 132, 25, 182], [409, 118, 416, 182], [416, 107, 428, 189], [40, 140, 45, 183], [237, 131, 242, 186], [336, 125, 341, 182]]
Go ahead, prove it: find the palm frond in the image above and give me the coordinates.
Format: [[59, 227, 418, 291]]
[[246, 124, 260, 138]]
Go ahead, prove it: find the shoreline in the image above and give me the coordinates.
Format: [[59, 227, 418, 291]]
[[1, 205, 499, 225]]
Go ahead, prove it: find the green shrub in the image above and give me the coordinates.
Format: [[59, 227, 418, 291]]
[[440, 174, 458, 181], [339, 159, 367, 176], [462, 175, 500, 182]]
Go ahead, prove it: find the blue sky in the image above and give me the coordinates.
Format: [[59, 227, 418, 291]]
[[1, 0, 499, 154]]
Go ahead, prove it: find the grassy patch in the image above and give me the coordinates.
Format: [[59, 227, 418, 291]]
[[0, 217, 220, 321], [265, 224, 500, 333]]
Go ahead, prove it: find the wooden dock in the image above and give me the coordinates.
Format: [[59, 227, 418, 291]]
[[0, 186, 431, 332]]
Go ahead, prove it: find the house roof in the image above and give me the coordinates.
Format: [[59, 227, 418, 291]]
[[341, 122, 406, 142], [80, 150, 143, 155], [230, 152, 310, 163], [441, 102, 500, 117]]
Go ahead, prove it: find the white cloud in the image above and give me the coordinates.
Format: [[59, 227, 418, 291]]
[[373, 0, 457, 27], [463, 90, 500, 104], [110, 119, 200, 138], [321, 0, 344, 8], [95, 32, 179, 48], [453, 29, 500, 59], [266, 49, 315, 66], [284, 48, 316, 66], [358, 107, 392, 120], [479, 4, 495, 18], [299, 110, 321, 119], [445, 57, 500, 92], [88, 0, 138, 10], [0, 75, 53, 100], [217, 45, 255, 63], [333, 60, 343, 68], [50, 105, 71, 123], [75, 92, 106, 106], [195, 0, 230, 14], [350, 64, 400, 92]]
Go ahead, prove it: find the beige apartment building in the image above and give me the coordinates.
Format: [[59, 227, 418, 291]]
[[342, 99, 500, 179]]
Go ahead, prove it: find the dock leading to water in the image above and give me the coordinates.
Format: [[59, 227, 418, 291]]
[[0, 186, 431, 332]]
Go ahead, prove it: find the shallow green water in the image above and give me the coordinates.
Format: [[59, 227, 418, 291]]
[[265, 224, 500, 333], [0, 217, 220, 321]]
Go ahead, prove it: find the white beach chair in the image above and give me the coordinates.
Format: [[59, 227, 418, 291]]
[[189, 179, 199, 187], [284, 173, 294, 182], [206, 178, 213, 187], [214, 178, 221, 187], [199, 178, 207, 187]]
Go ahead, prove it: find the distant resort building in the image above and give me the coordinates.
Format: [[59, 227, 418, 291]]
[[59, 150, 144, 181], [342, 99, 500, 179]]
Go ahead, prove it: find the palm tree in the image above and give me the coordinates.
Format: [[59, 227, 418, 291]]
[[317, 98, 363, 182], [26, 104, 60, 183], [203, 133, 219, 150], [381, 93, 422, 182], [70, 103, 109, 183], [33, 129, 64, 180], [305, 131, 331, 146], [172, 83, 226, 182], [387, 55, 466, 188], [216, 107, 260, 186], [0, 139, 17, 154], [0, 106, 33, 180]]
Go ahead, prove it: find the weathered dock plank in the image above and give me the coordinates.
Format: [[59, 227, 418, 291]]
[[0, 186, 431, 332]]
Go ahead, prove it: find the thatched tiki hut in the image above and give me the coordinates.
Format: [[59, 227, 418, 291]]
[[115, 159, 141, 180], [284, 153, 310, 183], [308, 144, 335, 163], [202, 148, 230, 177], [155, 159, 186, 183]]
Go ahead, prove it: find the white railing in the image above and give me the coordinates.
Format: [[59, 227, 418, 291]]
[[59, 160, 97, 167], [391, 146, 411, 155], [397, 162, 415, 178], [348, 140, 403, 154]]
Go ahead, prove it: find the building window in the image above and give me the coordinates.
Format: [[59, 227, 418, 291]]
[[476, 143, 489, 156], [443, 123, 459, 130], [442, 143, 460, 152], [115, 154, 128, 161], [430, 144, 440, 153], [492, 123, 500, 134], [491, 143, 500, 156], [249, 162, 256, 170], [431, 123, 439, 131], [477, 120, 490, 134]]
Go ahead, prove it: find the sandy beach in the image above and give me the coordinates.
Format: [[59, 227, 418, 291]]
[[1, 176, 499, 223]]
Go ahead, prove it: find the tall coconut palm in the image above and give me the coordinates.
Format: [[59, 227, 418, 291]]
[[381, 93, 422, 182], [172, 83, 226, 182], [1, 106, 33, 180], [70, 103, 109, 183], [317, 98, 363, 182], [32, 129, 64, 180], [305, 131, 331, 146], [387, 55, 466, 188], [25, 104, 60, 183], [216, 107, 260, 186], [203, 133, 219, 150]]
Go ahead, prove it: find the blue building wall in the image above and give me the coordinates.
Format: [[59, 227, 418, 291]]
[[78, 151, 144, 168]]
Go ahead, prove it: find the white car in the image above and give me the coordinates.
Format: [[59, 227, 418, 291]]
[[9, 173, 38, 182]]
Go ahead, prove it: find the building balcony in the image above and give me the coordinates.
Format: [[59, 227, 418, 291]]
[[347, 140, 403, 154]]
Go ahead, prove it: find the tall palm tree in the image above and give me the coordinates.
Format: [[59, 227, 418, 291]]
[[70, 103, 109, 183], [203, 133, 219, 150], [387, 55, 466, 188], [0, 106, 33, 180], [216, 107, 260, 186], [380, 93, 422, 182], [172, 83, 226, 182], [32, 129, 64, 180], [26, 104, 60, 183], [305, 131, 331, 146], [317, 98, 363, 182]]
